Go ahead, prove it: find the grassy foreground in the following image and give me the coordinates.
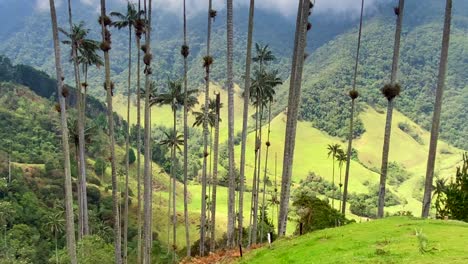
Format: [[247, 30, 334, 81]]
[[239, 217, 468, 264]]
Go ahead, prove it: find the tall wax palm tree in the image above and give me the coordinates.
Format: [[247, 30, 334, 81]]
[[151, 79, 198, 260], [110, 4, 142, 261], [99, 0, 121, 262], [226, 0, 236, 248], [181, 0, 191, 257], [159, 130, 184, 262], [336, 149, 347, 211], [422, 0, 452, 218], [377, 0, 405, 219], [239, 0, 255, 246], [327, 144, 341, 209], [62, 0, 93, 237], [259, 71, 282, 243], [210, 93, 222, 252], [142, 1, 153, 262], [341, 0, 364, 215], [200, 0, 215, 255], [48, 0, 77, 262], [133, 1, 146, 261], [278, 0, 311, 236], [110, 4, 143, 262], [248, 45, 277, 246]]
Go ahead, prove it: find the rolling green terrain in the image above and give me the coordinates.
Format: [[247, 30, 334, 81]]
[[240, 217, 468, 264]]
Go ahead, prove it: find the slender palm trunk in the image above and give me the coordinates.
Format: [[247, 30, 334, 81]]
[[278, 0, 309, 236], [378, 0, 405, 218], [260, 101, 272, 243], [55, 232, 58, 264], [339, 165, 343, 212], [123, 25, 133, 264], [332, 156, 335, 209], [210, 93, 221, 252], [100, 1, 121, 262], [422, 0, 452, 218], [181, 0, 191, 257], [136, 33, 143, 264], [248, 103, 259, 247], [49, 0, 77, 262], [252, 102, 263, 244], [200, 0, 213, 256], [226, 0, 236, 248], [171, 110, 177, 263], [67, 0, 89, 238], [239, 0, 255, 246], [143, 1, 154, 262], [342, 0, 364, 215]]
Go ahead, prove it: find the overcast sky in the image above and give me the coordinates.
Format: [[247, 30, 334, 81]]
[[36, 0, 391, 17]]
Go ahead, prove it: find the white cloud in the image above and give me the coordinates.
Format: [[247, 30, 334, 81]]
[[36, 0, 62, 12], [35, 0, 391, 17]]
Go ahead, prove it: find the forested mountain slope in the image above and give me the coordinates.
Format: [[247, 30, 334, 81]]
[[0, 0, 466, 149]]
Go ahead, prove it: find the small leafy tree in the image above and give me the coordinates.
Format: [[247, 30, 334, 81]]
[[439, 153, 468, 221]]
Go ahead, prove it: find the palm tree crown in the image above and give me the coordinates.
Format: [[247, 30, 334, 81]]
[[150, 79, 198, 112]]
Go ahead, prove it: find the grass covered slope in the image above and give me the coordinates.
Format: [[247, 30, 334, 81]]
[[240, 217, 468, 264]]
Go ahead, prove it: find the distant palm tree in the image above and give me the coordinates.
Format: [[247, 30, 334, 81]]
[[249, 45, 279, 246], [336, 149, 347, 210], [110, 4, 143, 261], [377, 0, 405, 219], [43, 212, 65, 264], [327, 144, 341, 209], [48, 0, 77, 262], [422, 0, 452, 218], [239, 0, 255, 246], [151, 79, 197, 259], [342, 0, 364, 216]]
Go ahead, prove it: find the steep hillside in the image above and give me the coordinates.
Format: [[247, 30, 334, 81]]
[[240, 217, 468, 264], [0, 0, 466, 149]]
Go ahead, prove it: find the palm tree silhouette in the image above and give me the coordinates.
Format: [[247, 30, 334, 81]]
[[327, 143, 342, 209], [110, 4, 143, 260], [43, 211, 65, 264], [151, 79, 197, 256], [336, 149, 347, 211]]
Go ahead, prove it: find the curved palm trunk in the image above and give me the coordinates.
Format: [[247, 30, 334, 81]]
[[342, 0, 364, 215], [182, 0, 191, 257], [260, 101, 272, 243], [100, 1, 121, 263], [200, 0, 213, 256], [226, 0, 236, 248], [422, 0, 452, 218], [239, 0, 255, 246], [49, 1, 77, 262], [143, 1, 154, 262], [378, 0, 405, 218], [278, 0, 309, 236], [210, 93, 221, 252], [123, 25, 133, 264], [67, 0, 89, 238]]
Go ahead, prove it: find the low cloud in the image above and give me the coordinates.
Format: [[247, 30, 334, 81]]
[[36, 0, 391, 17]]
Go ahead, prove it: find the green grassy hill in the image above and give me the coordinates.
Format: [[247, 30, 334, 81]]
[[240, 217, 468, 264], [113, 82, 464, 222]]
